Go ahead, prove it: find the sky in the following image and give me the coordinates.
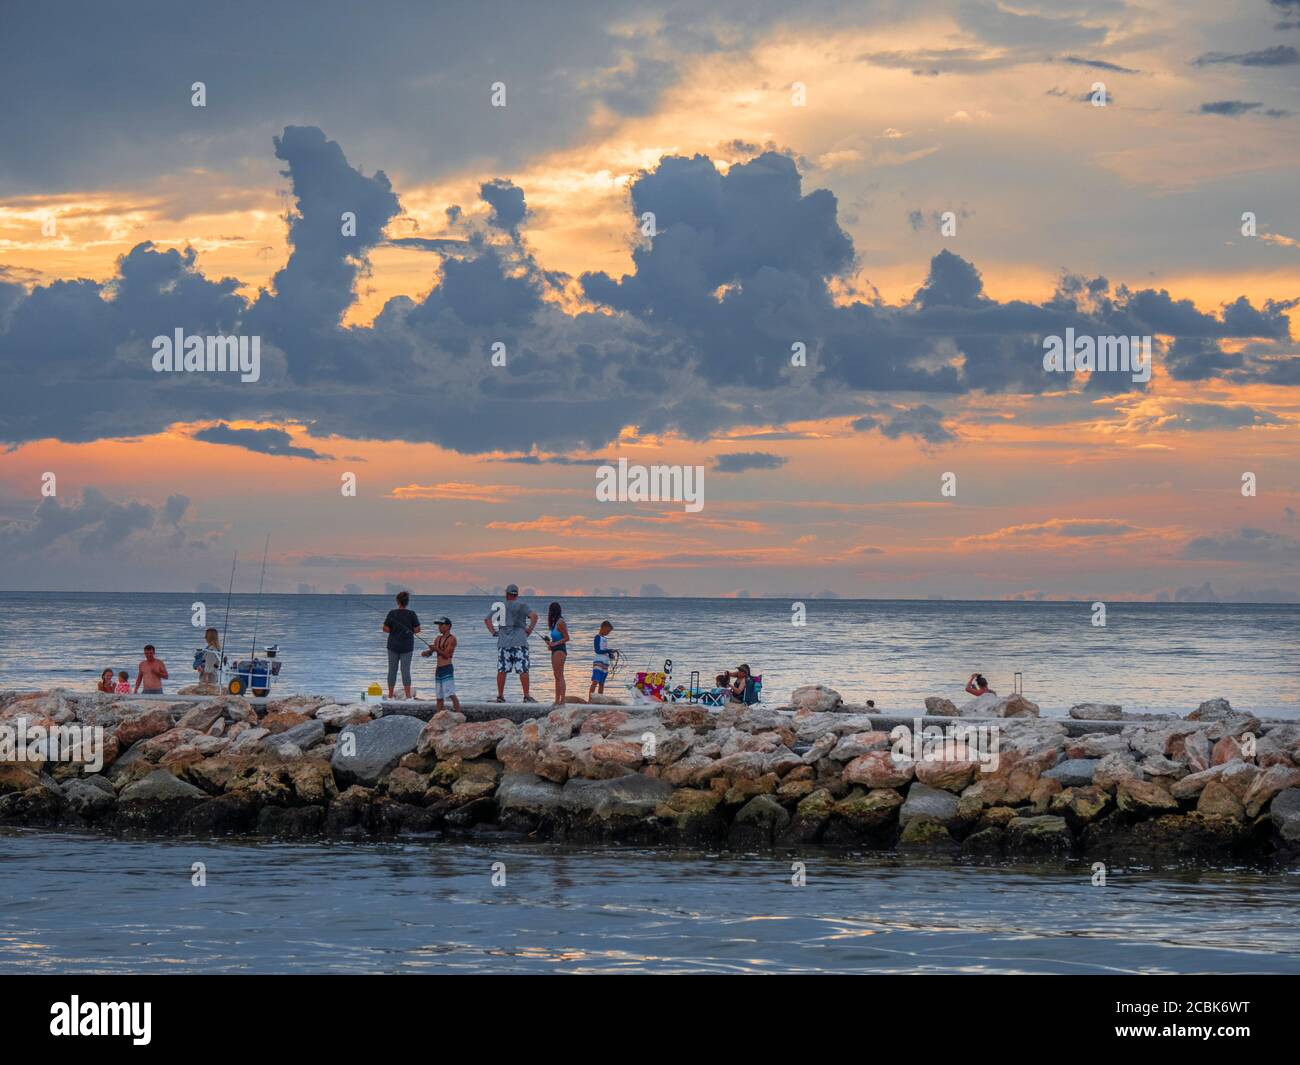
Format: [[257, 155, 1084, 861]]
[[0, 0, 1297, 600]]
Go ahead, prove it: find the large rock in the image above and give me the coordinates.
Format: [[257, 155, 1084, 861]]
[[1187, 697, 1234, 721], [1243, 765, 1300, 818], [118, 769, 204, 806], [113, 707, 174, 747], [1196, 780, 1244, 821], [899, 782, 960, 829], [730, 794, 791, 846], [924, 696, 958, 717], [1048, 785, 1110, 826], [560, 774, 673, 819], [274, 719, 326, 751], [496, 772, 564, 816], [62, 776, 117, 819], [332, 715, 426, 787], [1006, 815, 1073, 854], [843, 750, 914, 788], [1116, 778, 1178, 817], [959, 693, 1039, 718], [789, 685, 843, 713], [428, 719, 517, 760], [1270, 788, 1300, 845], [1069, 703, 1122, 720], [914, 757, 980, 793], [1043, 758, 1099, 787]]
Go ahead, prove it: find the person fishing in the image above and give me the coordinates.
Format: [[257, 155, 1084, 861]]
[[382, 590, 421, 700], [541, 601, 570, 707], [484, 583, 538, 703]]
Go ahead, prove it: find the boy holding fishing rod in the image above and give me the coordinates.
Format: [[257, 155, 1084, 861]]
[[420, 617, 462, 712]]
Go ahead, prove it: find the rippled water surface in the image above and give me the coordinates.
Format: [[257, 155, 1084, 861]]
[[2, 592, 1297, 716], [0, 831, 1296, 974]]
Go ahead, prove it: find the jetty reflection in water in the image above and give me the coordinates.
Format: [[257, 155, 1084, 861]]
[[1, 830, 1296, 974]]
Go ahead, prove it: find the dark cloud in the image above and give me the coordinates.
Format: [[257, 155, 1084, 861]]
[[0, 487, 194, 555], [711, 452, 788, 473], [193, 423, 331, 459], [853, 404, 956, 445], [479, 179, 527, 236], [1062, 56, 1140, 73], [1182, 527, 1300, 562], [1198, 100, 1292, 117], [1192, 46, 1298, 67], [1, 127, 1295, 458]]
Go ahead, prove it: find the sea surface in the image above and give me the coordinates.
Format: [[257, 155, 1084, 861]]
[[0, 830, 1296, 974], [1, 592, 1297, 717]]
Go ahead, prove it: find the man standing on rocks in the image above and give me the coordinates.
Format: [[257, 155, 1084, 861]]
[[485, 583, 538, 703], [134, 644, 168, 694]]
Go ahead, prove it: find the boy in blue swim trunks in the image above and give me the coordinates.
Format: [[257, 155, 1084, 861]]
[[589, 620, 616, 699], [420, 616, 462, 712]]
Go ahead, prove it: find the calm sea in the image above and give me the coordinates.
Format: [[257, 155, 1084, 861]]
[[1, 592, 1296, 717], [0, 831, 1296, 974]]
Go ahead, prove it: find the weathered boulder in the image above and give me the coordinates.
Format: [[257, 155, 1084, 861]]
[[113, 707, 174, 747], [1269, 788, 1300, 845], [1048, 785, 1109, 827], [116, 769, 207, 830], [1187, 697, 1234, 721], [830, 788, 903, 833], [1044, 758, 1098, 787], [957, 693, 1001, 717], [653, 788, 726, 841], [1243, 765, 1300, 818], [1116, 778, 1178, 817], [62, 776, 117, 819], [829, 731, 891, 762], [1093, 753, 1144, 791], [899, 782, 960, 829], [924, 696, 958, 716], [1196, 780, 1245, 820], [428, 719, 516, 760], [176, 703, 226, 731], [1006, 815, 1072, 854], [914, 757, 980, 793], [897, 816, 957, 850], [332, 715, 426, 787], [730, 795, 792, 846], [315, 704, 372, 728], [1069, 703, 1123, 720], [274, 719, 326, 751], [843, 750, 914, 788], [560, 774, 673, 820], [788, 685, 843, 713]]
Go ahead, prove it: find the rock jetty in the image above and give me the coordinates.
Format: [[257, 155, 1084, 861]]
[[3, 688, 1299, 865]]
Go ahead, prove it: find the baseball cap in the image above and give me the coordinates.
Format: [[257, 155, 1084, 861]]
[[505, 583, 519, 595], [435, 616, 452, 626]]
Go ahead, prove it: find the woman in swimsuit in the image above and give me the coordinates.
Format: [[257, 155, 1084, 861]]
[[542, 601, 570, 707], [97, 668, 115, 693]]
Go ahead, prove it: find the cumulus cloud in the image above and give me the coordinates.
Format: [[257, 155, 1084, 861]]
[[0, 487, 197, 555], [0, 127, 1295, 459]]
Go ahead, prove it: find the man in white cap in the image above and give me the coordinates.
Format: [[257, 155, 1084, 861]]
[[484, 583, 538, 702]]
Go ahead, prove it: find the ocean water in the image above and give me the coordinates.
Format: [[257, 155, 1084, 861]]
[[1, 830, 1296, 974], [1, 592, 1297, 717]]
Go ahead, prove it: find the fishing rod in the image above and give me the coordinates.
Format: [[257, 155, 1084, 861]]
[[218, 552, 238, 667], [249, 534, 270, 661]]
